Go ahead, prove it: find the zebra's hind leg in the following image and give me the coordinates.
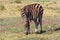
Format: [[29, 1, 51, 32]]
[[34, 18, 39, 33], [39, 14, 43, 34]]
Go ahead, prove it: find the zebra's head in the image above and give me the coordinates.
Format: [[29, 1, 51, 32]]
[[21, 11, 26, 18]]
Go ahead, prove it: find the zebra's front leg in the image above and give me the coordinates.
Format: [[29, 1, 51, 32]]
[[24, 21, 30, 35]]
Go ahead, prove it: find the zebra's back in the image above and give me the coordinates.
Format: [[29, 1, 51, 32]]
[[21, 3, 43, 21]]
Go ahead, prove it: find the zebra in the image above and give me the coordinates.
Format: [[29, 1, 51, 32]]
[[21, 3, 44, 35]]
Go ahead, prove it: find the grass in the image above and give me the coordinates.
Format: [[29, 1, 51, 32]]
[[0, 16, 60, 40], [0, 17, 20, 26], [0, 4, 5, 11], [14, 0, 21, 3], [0, 0, 60, 40]]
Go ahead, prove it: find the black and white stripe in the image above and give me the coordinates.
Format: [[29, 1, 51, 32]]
[[21, 3, 43, 20], [21, 3, 43, 35]]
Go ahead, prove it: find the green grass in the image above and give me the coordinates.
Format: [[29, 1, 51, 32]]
[[0, 17, 20, 26], [0, 17, 60, 40]]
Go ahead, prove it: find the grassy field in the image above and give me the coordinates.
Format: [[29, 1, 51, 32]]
[[0, 0, 60, 40]]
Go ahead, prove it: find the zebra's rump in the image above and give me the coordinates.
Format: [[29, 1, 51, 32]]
[[21, 3, 43, 22]]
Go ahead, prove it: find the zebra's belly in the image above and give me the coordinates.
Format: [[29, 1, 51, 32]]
[[23, 14, 38, 22], [28, 15, 33, 21], [28, 15, 38, 21]]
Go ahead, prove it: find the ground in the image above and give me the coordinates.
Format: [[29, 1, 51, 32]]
[[0, 0, 60, 40]]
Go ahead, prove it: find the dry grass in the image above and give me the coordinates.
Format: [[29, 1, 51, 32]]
[[0, 0, 60, 40]]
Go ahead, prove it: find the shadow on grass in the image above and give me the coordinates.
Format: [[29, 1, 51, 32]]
[[35, 30, 46, 34], [35, 27, 60, 34], [55, 28, 60, 31]]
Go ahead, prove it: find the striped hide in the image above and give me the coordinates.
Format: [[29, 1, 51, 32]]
[[21, 3, 44, 35]]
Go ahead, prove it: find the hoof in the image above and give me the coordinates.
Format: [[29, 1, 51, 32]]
[[25, 32, 28, 35], [24, 32, 31, 35]]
